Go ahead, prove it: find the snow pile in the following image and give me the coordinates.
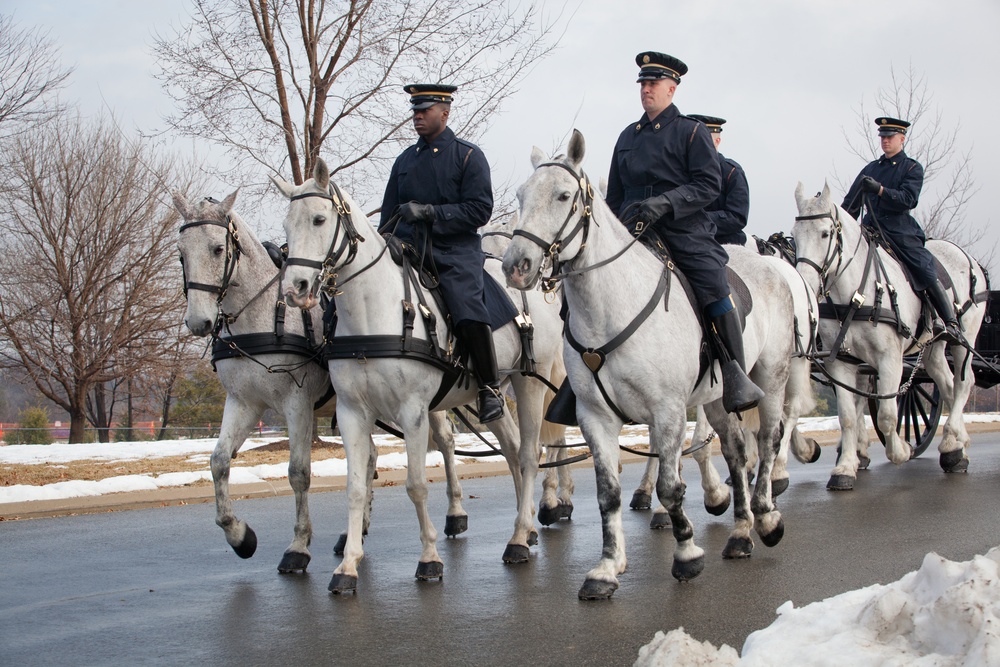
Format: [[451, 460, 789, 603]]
[[636, 548, 1000, 666]]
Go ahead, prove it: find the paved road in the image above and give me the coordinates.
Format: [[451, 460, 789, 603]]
[[3, 436, 1000, 666]]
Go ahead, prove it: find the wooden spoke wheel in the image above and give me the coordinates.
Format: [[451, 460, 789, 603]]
[[868, 376, 942, 458]]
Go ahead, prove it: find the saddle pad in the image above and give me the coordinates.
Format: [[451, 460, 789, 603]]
[[726, 266, 753, 320]]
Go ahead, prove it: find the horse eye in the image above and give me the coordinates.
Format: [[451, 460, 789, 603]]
[[821, 231, 830, 239], [558, 192, 571, 202], [213, 245, 225, 256], [313, 215, 326, 227]]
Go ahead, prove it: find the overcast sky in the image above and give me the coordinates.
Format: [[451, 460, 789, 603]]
[[8, 0, 1000, 271]]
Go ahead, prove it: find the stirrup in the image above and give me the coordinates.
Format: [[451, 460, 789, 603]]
[[477, 385, 504, 424], [933, 319, 964, 346], [721, 360, 765, 414]]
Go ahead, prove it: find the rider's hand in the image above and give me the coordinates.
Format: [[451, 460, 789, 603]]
[[624, 194, 673, 227], [860, 176, 882, 194], [398, 202, 435, 224]]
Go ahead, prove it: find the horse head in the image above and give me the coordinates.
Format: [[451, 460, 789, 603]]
[[272, 158, 365, 311], [173, 189, 243, 337], [503, 128, 594, 291], [792, 181, 850, 297]]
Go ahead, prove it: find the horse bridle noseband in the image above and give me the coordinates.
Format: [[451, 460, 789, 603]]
[[793, 206, 852, 297], [284, 182, 365, 299]]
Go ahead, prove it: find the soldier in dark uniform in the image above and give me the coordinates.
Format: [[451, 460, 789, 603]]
[[688, 115, 750, 246], [547, 52, 763, 425], [842, 116, 962, 343], [378, 84, 506, 422]]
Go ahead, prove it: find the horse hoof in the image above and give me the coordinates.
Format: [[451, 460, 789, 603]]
[[528, 530, 539, 546], [502, 544, 530, 564], [857, 454, 871, 470], [722, 536, 753, 559], [629, 490, 652, 510], [671, 554, 705, 582], [805, 438, 821, 463], [649, 512, 671, 530], [771, 478, 789, 498], [827, 474, 855, 491], [328, 573, 358, 594], [333, 533, 347, 556], [940, 450, 969, 473], [277, 550, 310, 573], [705, 495, 731, 516], [415, 561, 444, 581], [444, 514, 468, 537], [759, 518, 785, 547], [233, 526, 258, 559], [578, 578, 618, 600]]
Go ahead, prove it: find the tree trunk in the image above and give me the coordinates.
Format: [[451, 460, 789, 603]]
[[68, 403, 87, 444], [157, 372, 177, 440]]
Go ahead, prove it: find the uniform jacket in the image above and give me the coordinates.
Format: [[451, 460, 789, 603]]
[[379, 126, 513, 328], [708, 153, 749, 246]]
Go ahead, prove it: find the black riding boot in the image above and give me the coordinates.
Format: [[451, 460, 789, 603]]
[[711, 308, 766, 414], [544, 378, 578, 426], [460, 322, 505, 423], [924, 280, 963, 344]]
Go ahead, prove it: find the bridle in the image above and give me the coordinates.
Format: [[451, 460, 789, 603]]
[[283, 181, 366, 300], [179, 205, 243, 305], [513, 161, 646, 292], [793, 205, 859, 298]]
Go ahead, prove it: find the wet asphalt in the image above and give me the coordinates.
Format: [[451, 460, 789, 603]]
[[2, 435, 1000, 667]]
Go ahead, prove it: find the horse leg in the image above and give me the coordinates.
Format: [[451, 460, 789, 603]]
[[332, 435, 376, 557], [629, 455, 657, 512], [828, 362, 863, 490], [926, 343, 971, 472], [399, 412, 444, 581], [653, 411, 706, 581], [706, 402, 755, 558], [854, 388, 872, 470], [503, 377, 544, 562], [778, 356, 820, 488], [578, 416, 629, 600], [428, 410, 468, 536], [211, 397, 261, 559], [874, 356, 911, 466], [692, 405, 729, 517], [748, 384, 786, 548], [539, 427, 575, 525], [327, 407, 376, 594], [276, 404, 315, 573]]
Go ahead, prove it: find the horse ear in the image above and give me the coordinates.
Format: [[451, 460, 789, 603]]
[[313, 158, 330, 189], [270, 174, 296, 199], [567, 129, 586, 168], [530, 146, 546, 169], [598, 176, 608, 199], [821, 181, 832, 201], [171, 189, 193, 219], [794, 182, 805, 208], [220, 189, 239, 214]]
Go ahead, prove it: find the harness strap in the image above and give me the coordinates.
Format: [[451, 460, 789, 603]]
[[563, 265, 670, 424]]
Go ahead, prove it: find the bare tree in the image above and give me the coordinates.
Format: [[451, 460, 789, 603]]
[[0, 113, 197, 443], [841, 63, 991, 266], [152, 0, 566, 211], [0, 14, 72, 139]]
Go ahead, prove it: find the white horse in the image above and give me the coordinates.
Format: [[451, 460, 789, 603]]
[[275, 160, 566, 593], [629, 252, 821, 526], [174, 190, 331, 573], [793, 183, 987, 490], [502, 130, 796, 599]]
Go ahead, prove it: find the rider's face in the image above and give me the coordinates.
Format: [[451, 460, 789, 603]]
[[412, 103, 450, 140], [639, 79, 676, 119], [880, 132, 905, 158]]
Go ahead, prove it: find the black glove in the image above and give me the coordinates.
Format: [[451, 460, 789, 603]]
[[398, 202, 435, 224], [860, 176, 881, 194], [623, 194, 673, 227]]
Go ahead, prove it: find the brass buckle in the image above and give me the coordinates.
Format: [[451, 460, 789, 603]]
[[851, 291, 865, 308]]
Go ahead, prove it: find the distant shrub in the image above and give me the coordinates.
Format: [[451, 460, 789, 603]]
[[8, 407, 53, 445]]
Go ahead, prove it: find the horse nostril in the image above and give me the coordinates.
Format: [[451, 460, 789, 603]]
[[294, 278, 308, 294]]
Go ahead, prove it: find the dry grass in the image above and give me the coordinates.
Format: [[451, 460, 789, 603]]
[[0, 438, 404, 488]]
